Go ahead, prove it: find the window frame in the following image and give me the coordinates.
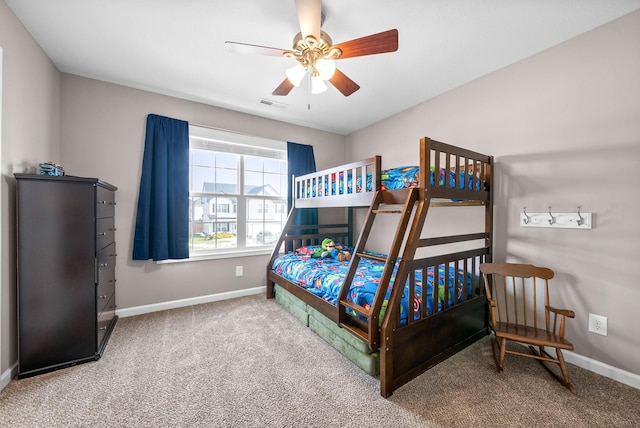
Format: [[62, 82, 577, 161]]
[[185, 125, 287, 261]]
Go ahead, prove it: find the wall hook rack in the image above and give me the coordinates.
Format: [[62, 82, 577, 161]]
[[520, 206, 592, 229]]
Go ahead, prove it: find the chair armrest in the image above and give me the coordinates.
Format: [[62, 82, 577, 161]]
[[547, 305, 575, 318], [485, 297, 498, 328]]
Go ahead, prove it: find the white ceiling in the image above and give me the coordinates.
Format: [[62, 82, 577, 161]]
[[6, 0, 640, 135]]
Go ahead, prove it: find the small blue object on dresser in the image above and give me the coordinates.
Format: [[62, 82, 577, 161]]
[[39, 162, 65, 176]]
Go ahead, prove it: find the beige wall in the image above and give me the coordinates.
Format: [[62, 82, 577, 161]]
[[59, 74, 347, 309], [0, 1, 61, 381], [347, 11, 640, 376]]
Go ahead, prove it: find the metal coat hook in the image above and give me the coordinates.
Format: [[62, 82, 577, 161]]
[[548, 206, 555, 225], [576, 206, 583, 226], [522, 207, 531, 224]]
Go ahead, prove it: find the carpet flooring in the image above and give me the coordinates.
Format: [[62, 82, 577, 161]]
[[1, 294, 638, 427]]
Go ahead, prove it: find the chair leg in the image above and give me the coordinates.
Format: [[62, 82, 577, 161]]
[[529, 345, 576, 394], [556, 349, 576, 394], [491, 336, 499, 368], [490, 336, 503, 371], [497, 337, 507, 372]]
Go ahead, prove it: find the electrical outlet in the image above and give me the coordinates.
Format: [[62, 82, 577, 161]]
[[588, 313, 607, 336], [235, 266, 243, 277]]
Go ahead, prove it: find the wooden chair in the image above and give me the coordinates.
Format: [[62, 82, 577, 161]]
[[480, 262, 576, 393]]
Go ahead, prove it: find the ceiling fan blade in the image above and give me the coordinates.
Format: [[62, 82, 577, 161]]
[[272, 78, 295, 96], [295, 0, 321, 40], [329, 69, 360, 96], [332, 29, 399, 59], [225, 41, 289, 57]]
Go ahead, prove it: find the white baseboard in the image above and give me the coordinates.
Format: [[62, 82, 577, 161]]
[[0, 361, 18, 391], [115, 286, 265, 318], [563, 350, 640, 390]]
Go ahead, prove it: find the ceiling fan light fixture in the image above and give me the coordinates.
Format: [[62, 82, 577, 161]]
[[311, 76, 328, 94], [286, 63, 307, 87], [315, 58, 336, 80]]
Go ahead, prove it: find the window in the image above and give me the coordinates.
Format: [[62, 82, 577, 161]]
[[189, 126, 287, 256]]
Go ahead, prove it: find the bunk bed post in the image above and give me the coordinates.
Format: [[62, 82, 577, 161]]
[[348, 207, 354, 246], [486, 156, 494, 262], [379, 137, 433, 397], [266, 206, 296, 299], [267, 172, 300, 299]]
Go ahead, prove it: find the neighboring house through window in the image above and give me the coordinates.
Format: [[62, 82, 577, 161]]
[[189, 125, 287, 256]]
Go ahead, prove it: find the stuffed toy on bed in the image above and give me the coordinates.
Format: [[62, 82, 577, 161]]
[[320, 238, 352, 262]]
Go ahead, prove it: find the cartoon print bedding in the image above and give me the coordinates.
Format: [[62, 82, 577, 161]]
[[271, 246, 474, 325], [307, 165, 480, 197]]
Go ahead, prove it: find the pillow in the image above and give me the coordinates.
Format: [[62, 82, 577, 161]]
[[295, 245, 322, 257]]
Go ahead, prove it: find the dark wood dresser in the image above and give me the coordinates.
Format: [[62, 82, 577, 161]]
[[15, 174, 118, 378]]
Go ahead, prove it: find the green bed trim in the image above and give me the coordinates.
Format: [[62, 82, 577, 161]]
[[274, 284, 380, 376], [274, 284, 308, 326]]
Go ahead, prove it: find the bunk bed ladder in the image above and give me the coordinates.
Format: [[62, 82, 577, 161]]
[[337, 188, 419, 349]]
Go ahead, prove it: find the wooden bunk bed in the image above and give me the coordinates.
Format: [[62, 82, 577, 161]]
[[266, 137, 493, 397]]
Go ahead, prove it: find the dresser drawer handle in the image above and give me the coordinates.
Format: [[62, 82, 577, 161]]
[[99, 263, 108, 267], [109, 279, 117, 283], [99, 200, 108, 204], [108, 228, 116, 232], [99, 326, 107, 331], [98, 232, 106, 236], [98, 294, 108, 299]]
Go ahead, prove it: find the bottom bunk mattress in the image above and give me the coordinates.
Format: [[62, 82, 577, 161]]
[[271, 246, 474, 325]]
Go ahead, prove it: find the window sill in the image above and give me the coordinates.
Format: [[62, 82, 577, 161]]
[[156, 248, 274, 264]]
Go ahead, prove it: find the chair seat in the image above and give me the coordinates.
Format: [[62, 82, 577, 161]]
[[494, 322, 574, 350]]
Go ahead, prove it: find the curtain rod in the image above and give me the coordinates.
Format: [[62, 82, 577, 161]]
[[189, 122, 248, 136], [189, 121, 290, 143], [189, 122, 288, 150]]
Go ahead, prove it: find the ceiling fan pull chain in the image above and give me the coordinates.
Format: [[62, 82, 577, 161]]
[[308, 71, 312, 110]]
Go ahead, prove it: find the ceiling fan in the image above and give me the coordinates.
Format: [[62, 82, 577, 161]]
[[224, 0, 398, 97]]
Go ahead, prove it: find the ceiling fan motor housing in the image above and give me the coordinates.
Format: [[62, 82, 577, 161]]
[[286, 31, 342, 71]]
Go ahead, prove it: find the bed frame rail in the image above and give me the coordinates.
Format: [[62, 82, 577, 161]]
[[375, 248, 490, 397], [293, 156, 381, 208], [391, 248, 490, 327], [421, 137, 492, 203]]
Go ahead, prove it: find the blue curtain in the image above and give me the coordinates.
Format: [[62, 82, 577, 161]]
[[287, 142, 318, 235], [133, 114, 190, 261]]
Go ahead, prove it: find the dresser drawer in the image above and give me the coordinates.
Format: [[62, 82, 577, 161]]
[[96, 217, 115, 251], [97, 294, 116, 347], [97, 243, 116, 300], [97, 290, 113, 315], [96, 186, 115, 219]]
